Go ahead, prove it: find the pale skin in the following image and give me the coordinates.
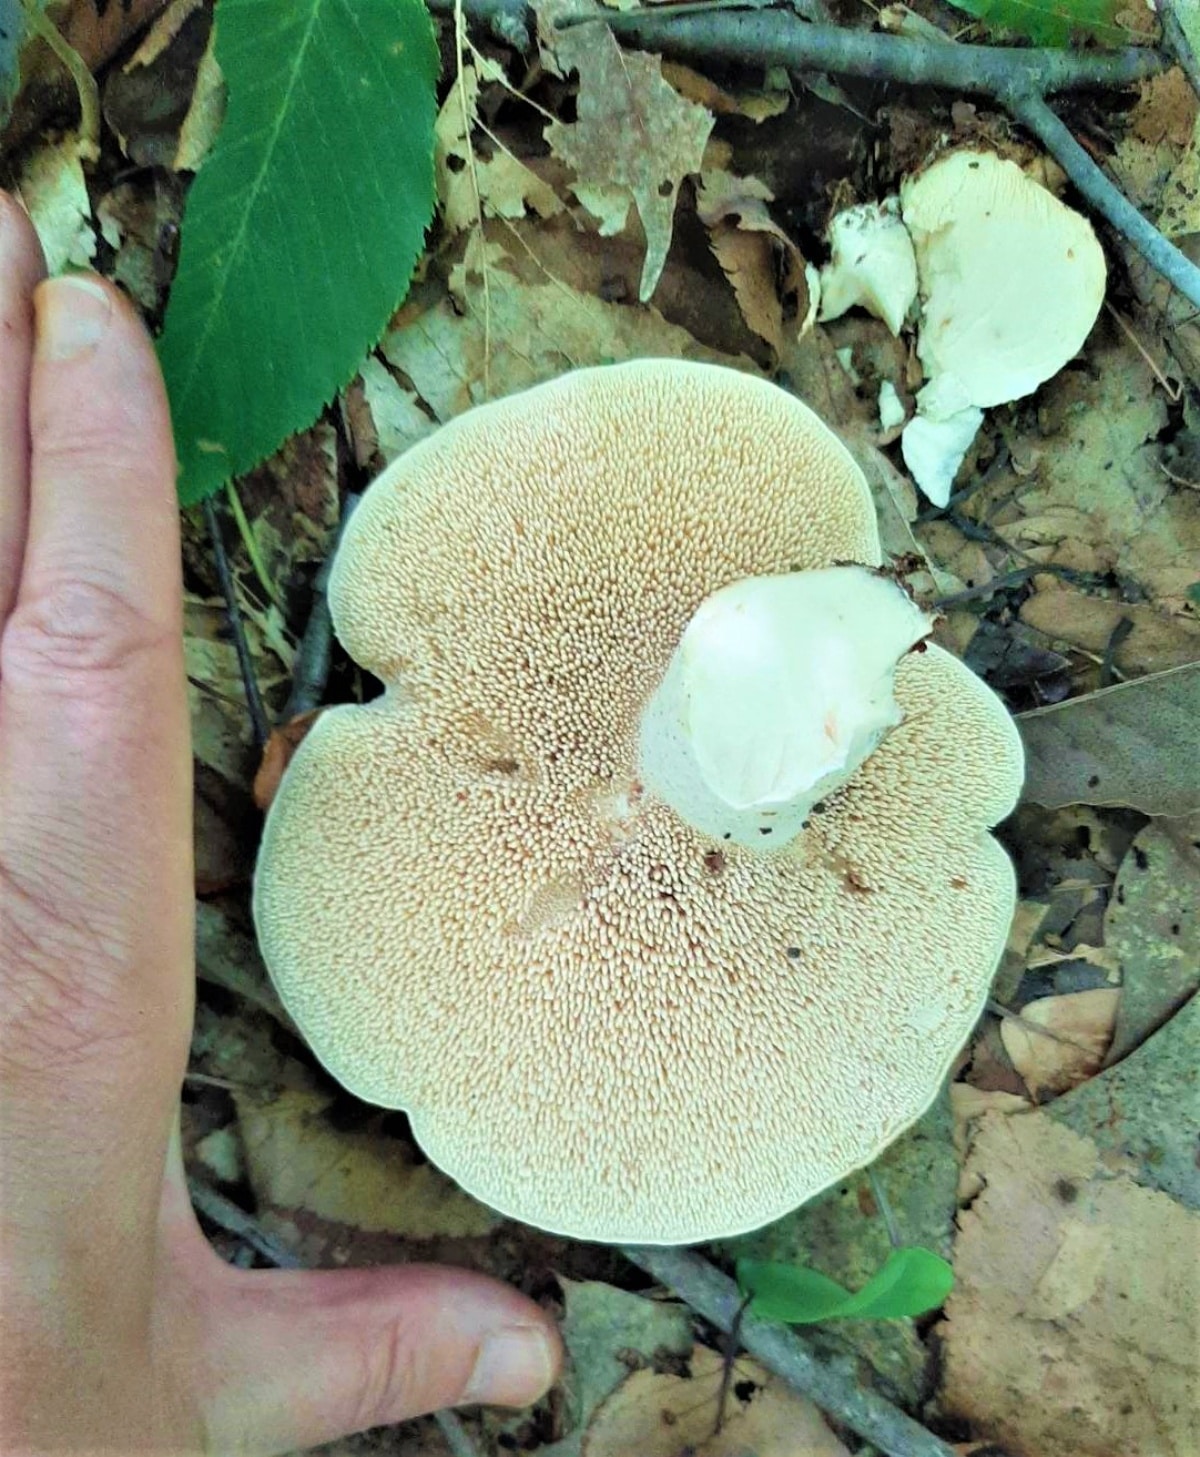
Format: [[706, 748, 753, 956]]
[[0, 193, 561, 1454]]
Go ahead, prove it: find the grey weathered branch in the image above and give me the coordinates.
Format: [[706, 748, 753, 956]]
[[432, 0, 1200, 311], [1158, 0, 1200, 95], [620, 1243, 958, 1457]]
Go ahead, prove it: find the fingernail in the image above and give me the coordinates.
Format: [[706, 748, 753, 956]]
[[463, 1325, 556, 1407], [35, 275, 112, 362]]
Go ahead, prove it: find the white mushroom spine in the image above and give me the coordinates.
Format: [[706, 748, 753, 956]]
[[637, 567, 934, 848]]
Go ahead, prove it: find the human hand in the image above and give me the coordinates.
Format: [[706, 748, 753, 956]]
[[0, 193, 561, 1454]]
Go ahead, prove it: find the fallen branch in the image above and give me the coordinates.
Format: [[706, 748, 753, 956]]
[[431, 0, 1200, 311], [620, 1243, 957, 1457], [1158, 0, 1200, 95]]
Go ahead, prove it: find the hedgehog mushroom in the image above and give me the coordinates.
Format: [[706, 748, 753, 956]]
[[254, 361, 1023, 1245]]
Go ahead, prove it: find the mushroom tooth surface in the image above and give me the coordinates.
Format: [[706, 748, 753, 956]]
[[900, 150, 1106, 409], [253, 360, 1023, 1246], [638, 567, 933, 846], [817, 199, 918, 336]]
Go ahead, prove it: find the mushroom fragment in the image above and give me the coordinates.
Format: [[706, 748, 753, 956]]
[[901, 151, 1107, 410], [899, 150, 1106, 504], [254, 361, 1024, 1245], [639, 567, 933, 848], [817, 199, 918, 336]]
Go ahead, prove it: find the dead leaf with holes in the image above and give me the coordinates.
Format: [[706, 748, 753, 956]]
[[1000, 988, 1119, 1099], [435, 58, 564, 237], [936, 1111, 1200, 1457], [584, 1344, 851, 1457], [696, 169, 814, 354], [537, 0, 713, 300]]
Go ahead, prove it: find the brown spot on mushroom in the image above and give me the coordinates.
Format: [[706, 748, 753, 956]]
[[951, 875, 969, 890], [703, 850, 726, 876]]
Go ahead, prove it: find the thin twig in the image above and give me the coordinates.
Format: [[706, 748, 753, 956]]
[[434, 1409, 484, 1457], [1158, 0, 1200, 96], [867, 1167, 902, 1249], [620, 1245, 957, 1457], [188, 1178, 304, 1268], [284, 492, 361, 721], [203, 496, 271, 748], [1003, 89, 1200, 312], [551, 10, 1166, 92], [189, 1179, 486, 1450]]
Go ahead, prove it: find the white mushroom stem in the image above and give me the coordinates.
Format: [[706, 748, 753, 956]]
[[638, 567, 933, 848]]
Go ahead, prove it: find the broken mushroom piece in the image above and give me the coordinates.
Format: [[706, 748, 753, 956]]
[[254, 360, 1024, 1246], [901, 151, 1107, 410], [899, 150, 1106, 505], [640, 568, 933, 848], [817, 199, 918, 336]]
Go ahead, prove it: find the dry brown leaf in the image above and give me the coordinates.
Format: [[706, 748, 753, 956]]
[[696, 170, 813, 353], [539, 0, 713, 301], [937, 1111, 1200, 1457], [1000, 989, 1119, 1099], [236, 1088, 499, 1242], [1129, 67, 1199, 148], [1019, 581, 1200, 677], [584, 1345, 851, 1457], [661, 60, 789, 124], [382, 236, 746, 421], [990, 329, 1200, 616], [436, 60, 564, 237]]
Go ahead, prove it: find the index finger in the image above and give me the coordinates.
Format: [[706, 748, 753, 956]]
[[0, 274, 191, 1118]]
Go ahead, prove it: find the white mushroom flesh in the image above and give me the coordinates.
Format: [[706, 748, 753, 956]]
[[900, 151, 1106, 410], [638, 567, 933, 847], [817, 199, 918, 336]]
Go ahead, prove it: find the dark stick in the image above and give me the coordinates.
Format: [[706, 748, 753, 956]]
[[202, 496, 271, 749], [1158, 0, 1200, 96], [551, 10, 1166, 93], [620, 1244, 957, 1457]]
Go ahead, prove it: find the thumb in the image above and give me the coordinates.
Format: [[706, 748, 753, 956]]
[[201, 1262, 562, 1454]]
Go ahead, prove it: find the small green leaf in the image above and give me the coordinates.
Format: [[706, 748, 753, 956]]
[[157, 0, 439, 506], [835, 1247, 954, 1320], [943, 0, 1126, 46], [738, 1247, 954, 1324], [736, 1260, 855, 1324]]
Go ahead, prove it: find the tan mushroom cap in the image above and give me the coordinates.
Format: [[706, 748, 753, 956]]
[[254, 360, 1023, 1245]]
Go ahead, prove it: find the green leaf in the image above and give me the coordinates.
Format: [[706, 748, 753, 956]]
[[738, 1247, 954, 1324], [942, 0, 1126, 46], [736, 1260, 855, 1324], [157, 0, 439, 506]]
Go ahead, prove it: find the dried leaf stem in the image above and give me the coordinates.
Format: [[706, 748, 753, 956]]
[[619, 1243, 958, 1457], [202, 496, 270, 748]]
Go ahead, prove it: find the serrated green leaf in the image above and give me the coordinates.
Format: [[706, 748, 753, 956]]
[[738, 1247, 954, 1324], [157, 0, 438, 506], [943, 0, 1126, 46]]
